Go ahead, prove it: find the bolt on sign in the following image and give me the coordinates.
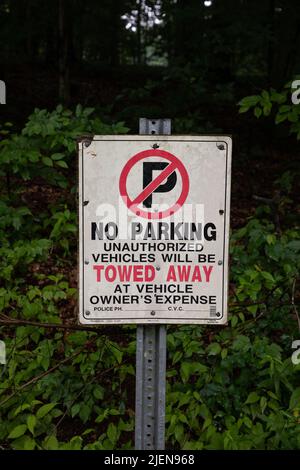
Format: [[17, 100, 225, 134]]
[[78, 136, 232, 325]]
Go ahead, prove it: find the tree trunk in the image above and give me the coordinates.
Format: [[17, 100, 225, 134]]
[[58, 0, 70, 104], [136, 0, 142, 65], [267, 0, 275, 84]]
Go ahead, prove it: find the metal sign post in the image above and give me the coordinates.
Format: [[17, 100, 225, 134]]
[[135, 118, 170, 450]]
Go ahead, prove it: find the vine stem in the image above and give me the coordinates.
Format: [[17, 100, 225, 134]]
[[0, 337, 99, 408], [0, 314, 128, 336]]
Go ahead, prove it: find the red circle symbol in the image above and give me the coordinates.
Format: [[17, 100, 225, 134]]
[[119, 149, 189, 219]]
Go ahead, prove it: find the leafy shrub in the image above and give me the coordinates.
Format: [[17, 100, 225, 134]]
[[0, 105, 299, 450], [0, 104, 129, 187], [238, 78, 300, 139]]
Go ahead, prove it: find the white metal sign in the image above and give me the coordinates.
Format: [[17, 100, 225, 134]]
[[79, 136, 232, 324]]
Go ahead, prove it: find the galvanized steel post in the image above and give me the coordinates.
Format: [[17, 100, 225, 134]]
[[135, 118, 171, 450]]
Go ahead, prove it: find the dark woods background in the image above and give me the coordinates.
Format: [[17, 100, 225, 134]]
[[0, 0, 299, 451], [2, 0, 300, 207], [2, 0, 300, 125]]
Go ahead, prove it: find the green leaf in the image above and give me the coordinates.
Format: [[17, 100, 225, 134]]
[[232, 335, 251, 352], [260, 396, 267, 413], [245, 392, 260, 404], [278, 104, 291, 113], [95, 409, 109, 423], [75, 104, 83, 116], [68, 436, 83, 450], [28, 150, 40, 162], [27, 415, 36, 435], [261, 90, 269, 99], [36, 403, 56, 419], [82, 428, 94, 436], [267, 391, 279, 401], [79, 404, 91, 423], [23, 436, 36, 450], [261, 271, 275, 285], [289, 388, 300, 410], [8, 424, 27, 439], [56, 160, 68, 168], [180, 362, 191, 383], [238, 95, 260, 107], [221, 348, 228, 359], [175, 423, 184, 442], [42, 156, 53, 167], [108, 343, 123, 364], [263, 103, 272, 116], [107, 423, 118, 443], [247, 305, 258, 315], [93, 386, 104, 400], [71, 403, 81, 418], [254, 107, 262, 118], [266, 234, 276, 245], [207, 343, 221, 356], [243, 416, 253, 429], [13, 404, 31, 416], [172, 350, 183, 365], [43, 435, 58, 450], [238, 312, 245, 322], [239, 106, 250, 114], [51, 153, 65, 160], [275, 113, 288, 124]]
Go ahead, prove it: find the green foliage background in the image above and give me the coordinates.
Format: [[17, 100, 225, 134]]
[[0, 99, 299, 450]]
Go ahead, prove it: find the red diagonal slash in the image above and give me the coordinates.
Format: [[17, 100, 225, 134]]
[[131, 161, 178, 207], [119, 148, 189, 220]]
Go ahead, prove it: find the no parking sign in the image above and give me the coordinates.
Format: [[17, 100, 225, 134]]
[[79, 135, 232, 324]]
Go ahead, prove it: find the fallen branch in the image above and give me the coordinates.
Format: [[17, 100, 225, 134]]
[[0, 314, 131, 336], [0, 341, 95, 408]]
